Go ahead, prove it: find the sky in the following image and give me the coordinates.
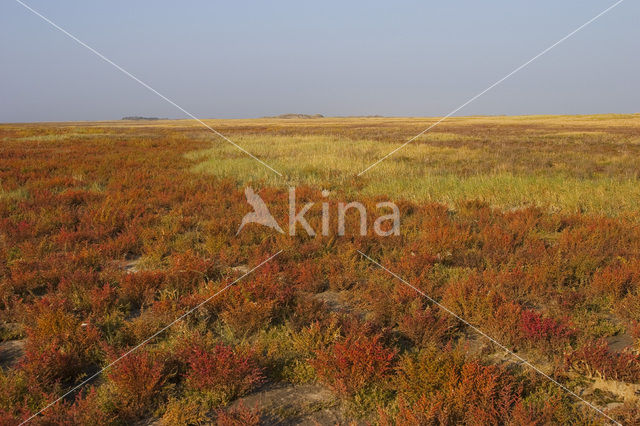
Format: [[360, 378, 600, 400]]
[[1, 0, 638, 122]]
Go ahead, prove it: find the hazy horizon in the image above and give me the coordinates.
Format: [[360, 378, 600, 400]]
[[2, 1, 638, 123], [4, 112, 640, 126]]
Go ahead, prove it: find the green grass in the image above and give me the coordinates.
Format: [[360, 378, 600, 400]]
[[186, 132, 640, 216]]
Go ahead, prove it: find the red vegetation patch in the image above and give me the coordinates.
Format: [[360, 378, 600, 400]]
[[220, 264, 294, 335], [215, 402, 261, 426], [182, 340, 264, 398], [106, 350, 168, 421], [20, 298, 102, 388], [118, 271, 166, 308], [39, 387, 110, 425], [566, 340, 640, 383], [590, 261, 640, 299], [519, 309, 575, 343], [312, 333, 396, 396], [390, 349, 525, 425]]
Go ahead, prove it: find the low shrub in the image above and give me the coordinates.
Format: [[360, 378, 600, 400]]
[[565, 340, 640, 382], [39, 387, 110, 425], [118, 271, 166, 309], [397, 305, 456, 348], [214, 402, 261, 426], [519, 309, 575, 344], [286, 293, 328, 331], [394, 348, 524, 425], [105, 350, 168, 421], [160, 395, 210, 426], [181, 340, 264, 404], [20, 298, 103, 388], [220, 264, 293, 336], [311, 333, 396, 396], [590, 262, 640, 299]]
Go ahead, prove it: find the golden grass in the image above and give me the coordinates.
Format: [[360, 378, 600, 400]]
[[181, 114, 640, 215]]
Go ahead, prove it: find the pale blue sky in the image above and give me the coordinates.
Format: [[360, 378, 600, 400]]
[[1, 1, 638, 122]]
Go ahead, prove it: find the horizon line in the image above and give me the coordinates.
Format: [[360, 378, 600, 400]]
[[2, 111, 640, 125]]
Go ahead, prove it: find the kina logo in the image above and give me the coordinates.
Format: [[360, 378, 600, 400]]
[[236, 187, 400, 237], [236, 187, 285, 235]]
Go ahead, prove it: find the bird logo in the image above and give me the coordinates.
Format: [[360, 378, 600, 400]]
[[236, 187, 284, 235]]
